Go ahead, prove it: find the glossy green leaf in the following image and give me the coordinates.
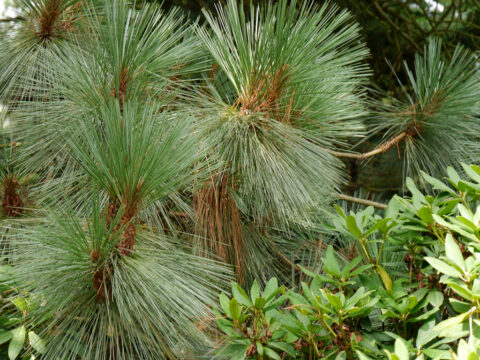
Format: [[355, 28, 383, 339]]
[[445, 234, 466, 272], [427, 290, 443, 308], [263, 278, 279, 301], [264, 347, 281, 360], [433, 312, 469, 335], [256, 342, 264, 356], [28, 331, 45, 354], [394, 338, 409, 360], [346, 215, 363, 238], [250, 280, 260, 304], [229, 298, 241, 320], [377, 265, 393, 291], [0, 331, 12, 346], [8, 326, 25, 360], [322, 245, 341, 277], [220, 292, 231, 317], [231, 282, 252, 306], [425, 257, 462, 278], [254, 297, 266, 310], [416, 320, 435, 349]]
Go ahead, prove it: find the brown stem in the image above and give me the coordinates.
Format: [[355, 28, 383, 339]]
[[0, 16, 25, 22], [194, 174, 247, 283], [92, 250, 113, 303], [93, 200, 137, 303], [117, 219, 136, 256], [371, 1, 423, 54], [106, 200, 137, 256], [337, 194, 387, 210], [37, 0, 63, 41], [2, 178, 24, 217], [323, 131, 407, 160], [270, 243, 303, 273], [110, 67, 129, 113]]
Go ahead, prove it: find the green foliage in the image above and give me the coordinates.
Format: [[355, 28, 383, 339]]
[[9, 205, 231, 359], [191, 0, 372, 283], [196, 0, 369, 222], [0, 262, 47, 360], [371, 38, 480, 184], [216, 165, 480, 359], [2, 1, 233, 359]]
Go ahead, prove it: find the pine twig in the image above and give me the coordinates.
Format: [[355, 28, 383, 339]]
[[337, 194, 387, 210], [323, 131, 407, 160], [0, 16, 25, 23], [272, 246, 303, 273], [371, 1, 423, 54]]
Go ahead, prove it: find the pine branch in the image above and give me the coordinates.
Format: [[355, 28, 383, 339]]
[[371, 1, 423, 53], [323, 131, 407, 160], [0, 16, 25, 22], [337, 194, 387, 210], [272, 244, 303, 273]]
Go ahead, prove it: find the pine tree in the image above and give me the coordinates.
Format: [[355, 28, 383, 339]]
[[192, 0, 370, 283], [0, 0, 479, 359]]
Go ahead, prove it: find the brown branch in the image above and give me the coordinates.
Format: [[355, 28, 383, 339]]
[[323, 131, 407, 160], [0, 16, 25, 23], [371, 1, 423, 53], [337, 194, 387, 210], [411, 0, 435, 32], [272, 245, 303, 273]]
